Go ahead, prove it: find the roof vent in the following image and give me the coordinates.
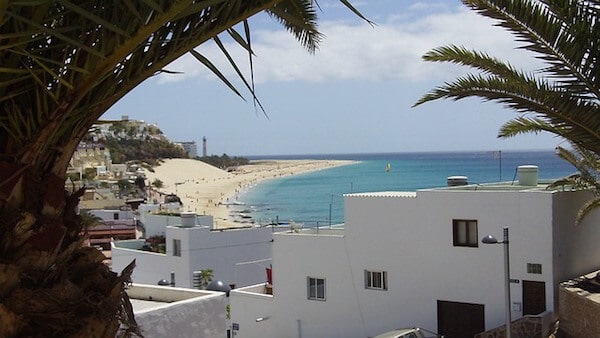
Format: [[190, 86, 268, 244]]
[[447, 176, 468, 187], [180, 212, 197, 227], [517, 165, 539, 186], [207, 280, 231, 296]]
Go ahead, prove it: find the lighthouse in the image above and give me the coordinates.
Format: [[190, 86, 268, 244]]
[[202, 136, 207, 157]]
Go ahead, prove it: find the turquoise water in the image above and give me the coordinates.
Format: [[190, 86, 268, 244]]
[[239, 151, 576, 226]]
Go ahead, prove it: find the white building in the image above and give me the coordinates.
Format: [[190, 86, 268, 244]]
[[230, 169, 600, 338], [138, 212, 214, 238], [112, 213, 273, 289], [88, 208, 134, 221], [138, 202, 182, 223], [128, 283, 227, 338], [177, 141, 198, 158]]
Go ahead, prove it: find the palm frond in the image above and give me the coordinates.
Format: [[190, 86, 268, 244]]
[[421, 45, 524, 80], [576, 197, 600, 225], [267, 0, 322, 53], [212, 35, 268, 116], [2, 0, 368, 175], [498, 116, 558, 137], [554, 145, 600, 191], [463, 0, 600, 100], [415, 49, 600, 154], [416, 0, 600, 225], [189, 49, 246, 100]]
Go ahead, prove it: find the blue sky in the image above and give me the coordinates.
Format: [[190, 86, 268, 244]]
[[103, 0, 562, 157]]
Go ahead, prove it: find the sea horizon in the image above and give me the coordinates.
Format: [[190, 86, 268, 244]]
[[237, 149, 576, 227], [244, 148, 564, 160]]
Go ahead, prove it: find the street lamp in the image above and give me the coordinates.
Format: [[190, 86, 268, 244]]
[[482, 226, 511, 338]]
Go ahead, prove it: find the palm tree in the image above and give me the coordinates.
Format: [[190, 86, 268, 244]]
[[199, 269, 214, 289], [414, 0, 600, 220], [0, 1, 366, 336]]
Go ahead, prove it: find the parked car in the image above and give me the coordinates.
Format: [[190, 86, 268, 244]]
[[372, 328, 425, 338]]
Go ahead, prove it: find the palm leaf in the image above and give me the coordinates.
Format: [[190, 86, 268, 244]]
[[416, 0, 600, 225], [212, 35, 267, 116], [267, 0, 322, 53], [189, 49, 245, 99], [463, 0, 600, 100], [576, 197, 600, 225]]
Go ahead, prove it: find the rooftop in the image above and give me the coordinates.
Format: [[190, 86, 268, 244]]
[[274, 225, 346, 237], [345, 179, 576, 198], [428, 179, 567, 192], [127, 283, 223, 314], [345, 191, 417, 198]]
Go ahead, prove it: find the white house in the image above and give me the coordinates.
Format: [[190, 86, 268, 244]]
[[88, 208, 134, 221], [230, 168, 600, 338], [111, 212, 273, 289]]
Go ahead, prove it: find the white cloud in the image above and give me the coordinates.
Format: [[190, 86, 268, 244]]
[[158, 4, 543, 85]]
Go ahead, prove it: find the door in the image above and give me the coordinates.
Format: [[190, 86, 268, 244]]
[[437, 300, 485, 338], [522, 280, 546, 315]]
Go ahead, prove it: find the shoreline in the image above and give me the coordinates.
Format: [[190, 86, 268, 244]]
[[144, 158, 358, 228]]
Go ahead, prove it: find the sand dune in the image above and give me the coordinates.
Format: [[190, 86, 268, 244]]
[[144, 158, 357, 228]]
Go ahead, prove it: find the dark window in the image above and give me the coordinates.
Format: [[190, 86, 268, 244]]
[[453, 220, 478, 247], [173, 239, 181, 257], [113, 212, 119, 220], [307, 277, 326, 300], [527, 263, 542, 274], [365, 270, 388, 290]]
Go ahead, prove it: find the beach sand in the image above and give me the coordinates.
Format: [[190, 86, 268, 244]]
[[144, 158, 357, 228]]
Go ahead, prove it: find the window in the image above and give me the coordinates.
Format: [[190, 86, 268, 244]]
[[173, 239, 181, 257], [527, 263, 542, 274], [365, 270, 387, 290], [307, 277, 326, 301], [113, 212, 119, 220], [453, 219, 478, 247]]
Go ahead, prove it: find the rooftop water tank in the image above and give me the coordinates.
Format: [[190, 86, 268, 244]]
[[517, 165, 539, 186], [180, 212, 197, 227], [447, 176, 468, 186]]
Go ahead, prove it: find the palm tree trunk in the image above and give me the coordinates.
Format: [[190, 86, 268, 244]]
[[0, 161, 139, 337]]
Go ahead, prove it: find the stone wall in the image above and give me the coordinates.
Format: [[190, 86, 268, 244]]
[[475, 316, 544, 338], [559, 278, 600, 338]]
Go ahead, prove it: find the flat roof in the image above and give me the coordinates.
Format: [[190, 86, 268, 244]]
[[130, 298, 168, 312], [345, 180, 576, 197], [426, 180, 558, 192], [345, 191, 417, 198], [127, 284, 223, 313]]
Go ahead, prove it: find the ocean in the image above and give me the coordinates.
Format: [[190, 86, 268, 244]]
[[238, 150, 576, 226]]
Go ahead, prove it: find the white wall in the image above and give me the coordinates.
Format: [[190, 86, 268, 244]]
[[111, 240, 172, 284], [143, 214, 183, 237], [270, 232, 364, 338], [230, 284, 274, 338], [88, 209, 133, 221], [131, 285, 227, 338], [139, 212, 214, 238], [168, 226, 272, 288], [343, 189, 559, 333]]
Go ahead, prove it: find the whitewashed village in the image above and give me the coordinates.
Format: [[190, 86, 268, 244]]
[[70, 117, 600, 338]]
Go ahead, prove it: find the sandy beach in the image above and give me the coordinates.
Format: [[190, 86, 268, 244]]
[[144, 158, 357, 228]]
